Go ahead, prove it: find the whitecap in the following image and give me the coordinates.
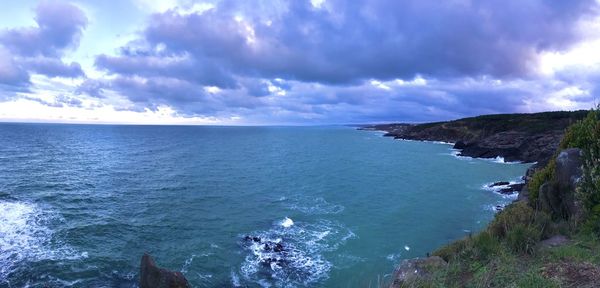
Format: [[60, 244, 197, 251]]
[[281, 217, 294, 228], [284, 196, 345, 215], [180, 254, 196, 274], [386, 253, 402, 262], [231, 270, 241, 287], [0, 201, 84, 281], [481, 178, 525, 197]]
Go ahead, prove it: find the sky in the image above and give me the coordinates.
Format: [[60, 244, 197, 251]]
[[0, 0, 600, 125]]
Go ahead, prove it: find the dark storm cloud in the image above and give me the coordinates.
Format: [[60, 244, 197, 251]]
[[75, 79, 106, 98], [93, 0, 598, 122], [0, 0, 87, 88], [0, 47, 30, 88], [23, 58, 85, 78], [135, 0, 597, 83], [95, 54, 236, 88]]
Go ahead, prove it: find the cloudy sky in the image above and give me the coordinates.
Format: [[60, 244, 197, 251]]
[[0, 0, 599, 125]]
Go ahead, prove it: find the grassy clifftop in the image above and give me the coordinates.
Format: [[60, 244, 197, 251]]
[[389, 109, 600, 287]]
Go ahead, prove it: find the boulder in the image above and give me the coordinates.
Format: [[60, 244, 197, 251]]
[[538, 148, 584, 219], [540, 235, 571, 248], [390, 256, 447, 287], [140, 253, 190, 288]]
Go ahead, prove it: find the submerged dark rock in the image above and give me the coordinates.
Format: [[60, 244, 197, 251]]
[[498, 183, 525, 194], [490, 181, 510, 187], [140, 253, 190, 288], [243, 235, 287, 267]]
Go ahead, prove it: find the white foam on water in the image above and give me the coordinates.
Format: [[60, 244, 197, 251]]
[[231, 270, 241, 287], [404, 245, 410, 251], [239, 219, 356, 287], [0, 201, 85, 281], [491, 156, 523, 164], [397, 139, 455, 146], [449, 149, 525, 164], [284, 196, 345, 215], [386, 253, 402, 262], [180, 254, 196, 274], [281, 217, 294, 228], [448, 149, 472, 161], [432, 141, 455, 145], [481, 178, 525, 197]]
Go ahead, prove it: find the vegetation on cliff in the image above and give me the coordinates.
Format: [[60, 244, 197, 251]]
[[391, 109, 600, 288]]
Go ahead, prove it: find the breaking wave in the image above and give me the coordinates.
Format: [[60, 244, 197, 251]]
[[0, 201, 86, 282], [238, 218, 356, 287]]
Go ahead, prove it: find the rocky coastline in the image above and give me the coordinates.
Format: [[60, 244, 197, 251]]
[[360, 111, 588, 196], [137, 111, 590, 287], [360, 111, 587, 165], [360, 110, 594, 287]]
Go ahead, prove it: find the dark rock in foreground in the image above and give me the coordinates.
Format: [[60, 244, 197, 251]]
[[140, 253, 190, 288]]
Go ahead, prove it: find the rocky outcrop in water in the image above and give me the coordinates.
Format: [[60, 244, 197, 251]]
[[140, 253, 190, 288]]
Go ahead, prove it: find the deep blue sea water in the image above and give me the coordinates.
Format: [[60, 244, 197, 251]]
[[0, 124, 530, 287]]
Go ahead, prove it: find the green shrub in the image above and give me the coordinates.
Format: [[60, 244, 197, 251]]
[[472, 231, 501, 260], [527, 159, 555, 202], [516, 271, 560, 288], [432, 238, 469, 262], [562, 108, 600, 234], [506, 223, 541, 254], [559, 109, 599, 149], [488, 202, 536, 238], [548, 243, 593, 262], [528, 108, 598, 203]]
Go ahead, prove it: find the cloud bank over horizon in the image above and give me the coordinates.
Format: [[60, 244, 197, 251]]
[[0, 0, 600, 124]]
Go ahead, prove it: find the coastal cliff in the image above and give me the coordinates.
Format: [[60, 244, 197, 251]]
[[361, 110, 588, 164], [365, 109, 600, 287]]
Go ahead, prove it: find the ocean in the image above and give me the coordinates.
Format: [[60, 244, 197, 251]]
[[0, 124, 529, 287]]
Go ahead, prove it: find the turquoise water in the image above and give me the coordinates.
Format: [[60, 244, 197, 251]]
[[0, 124, 529, 287]]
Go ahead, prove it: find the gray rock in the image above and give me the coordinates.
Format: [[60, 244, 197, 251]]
[[540, 235, 571, 248], [538, 148, 584, 219], [390, 256, 447, 287], [140, 253, 190, 288]]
